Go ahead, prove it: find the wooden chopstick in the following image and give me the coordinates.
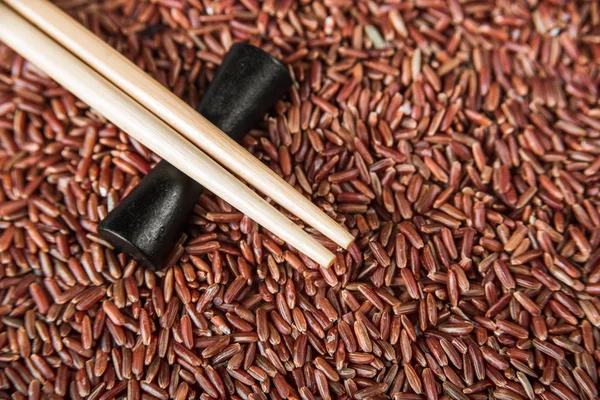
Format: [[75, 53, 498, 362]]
[[4, 0, 355, 251], [0, 3, 336, 267]]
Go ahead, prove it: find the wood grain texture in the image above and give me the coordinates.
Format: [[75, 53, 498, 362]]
[[3, 0, 354, 250], [0, 2, 335, 267]]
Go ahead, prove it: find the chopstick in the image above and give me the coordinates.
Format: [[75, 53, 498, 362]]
[[0, 3, 336, 267], [4, 0, 355, 251]]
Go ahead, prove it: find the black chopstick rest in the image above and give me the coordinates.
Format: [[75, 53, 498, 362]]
[[98, 43, 292, 269]]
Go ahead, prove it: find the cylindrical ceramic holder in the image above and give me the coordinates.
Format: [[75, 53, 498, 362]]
[[98, 43, 292, 269]]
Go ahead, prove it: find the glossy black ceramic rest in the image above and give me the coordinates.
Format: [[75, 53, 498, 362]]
[[98, 43, 292, 269]]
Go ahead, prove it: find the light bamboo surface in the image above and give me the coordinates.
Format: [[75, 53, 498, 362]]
[[0, 2, 336, 267], [3, 0, 355, 250]]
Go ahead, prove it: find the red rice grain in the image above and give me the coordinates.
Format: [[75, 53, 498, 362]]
[[1, 0, 600, 398]]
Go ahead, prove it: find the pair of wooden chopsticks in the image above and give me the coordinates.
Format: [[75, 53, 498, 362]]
[[0, 0, 355, 267]]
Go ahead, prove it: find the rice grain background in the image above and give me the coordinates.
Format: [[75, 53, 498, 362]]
[[0, 0, 600, 399]]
